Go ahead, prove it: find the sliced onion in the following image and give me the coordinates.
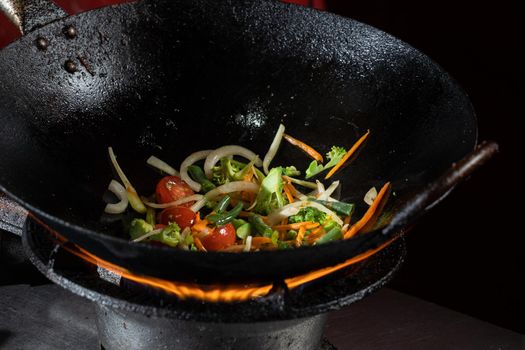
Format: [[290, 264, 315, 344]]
[[364, 187, 378, 206], [243, 236, 253, 252], [104, 180, 129, 214], [203, 145, 262, 179], [205, 181, 259, 200], [245, 200, 258, 211], [180, 150, 213, 192], [283, 176, 318, 190], [190, 197, 208, 213], [147, 155, 179, 176], [108, 147, 146, 214], [266, 200, 343, 226], [142, 194, 204, 209], [262, 124, 285, 174], [131, 228, 162, 243], [318, 181, 340, 201], [316, 180, 326, 195]]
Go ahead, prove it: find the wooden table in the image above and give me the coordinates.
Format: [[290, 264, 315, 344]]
[[0, 284, 522, 349]]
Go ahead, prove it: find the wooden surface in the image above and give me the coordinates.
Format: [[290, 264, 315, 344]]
[[0, 284, 522, 349]]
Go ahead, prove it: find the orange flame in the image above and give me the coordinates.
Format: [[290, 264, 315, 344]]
[[31, 213, 396, 303]]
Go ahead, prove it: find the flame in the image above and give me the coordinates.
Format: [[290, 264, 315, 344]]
[[31, 214, 395, 303]]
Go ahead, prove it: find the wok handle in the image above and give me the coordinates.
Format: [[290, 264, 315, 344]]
[[382, 140, 499, 236], [0, 0, 67, 35]]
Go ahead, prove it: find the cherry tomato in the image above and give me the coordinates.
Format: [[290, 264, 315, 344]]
[[158, 206, 196, 229], [156, 176, 194, 205], [200, 223, 236, 251]]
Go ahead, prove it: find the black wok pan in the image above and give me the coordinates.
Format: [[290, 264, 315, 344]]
[[0, 0, 495, 283]]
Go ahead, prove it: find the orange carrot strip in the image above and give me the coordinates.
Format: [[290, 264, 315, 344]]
[[192, 218, 209, 233], [306, 226, 325, 243], [283, 183, 295, 204], [251, 237, 275, 250], [344, 182, 391, 239], [325, 130, 370, 179], [283, 133, 323, 162], [273, 222, 319, 231], [295, 226, 307, 247], [344, 215, 351, 226], [193, 237, 207, 252]]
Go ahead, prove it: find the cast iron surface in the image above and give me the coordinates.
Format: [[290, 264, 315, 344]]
[[1, 0, 477, 282], [23, 216, 405, 322]]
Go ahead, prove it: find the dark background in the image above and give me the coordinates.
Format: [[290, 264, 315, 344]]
[[1, 0, 523, 334]]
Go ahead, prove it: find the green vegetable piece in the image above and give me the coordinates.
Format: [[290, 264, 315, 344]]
[[277, 241, 292, 250], [325, 146, 346, 169], [322, 220, 339, 232], [311, 199, 355, 217], [254, 167, 286, 215], [187, 165, 216, 192], [214, 195, 231, 213], [248, 214, 274, 237], [288, 207, 327, 224], [304, 146, 347, 179], [276, 165, 301, 177], [129, 219, 153, 240], [207, 202, 243, 226], [316, 226, 342, 245], [145, 207, 156, 226], [157, 222, 181, 247], [286, 229, 298, 240], [211, 165, 228, 186], [236, 223, 252, 240], [233, 158, 257, 181], [305, 160, 325, 179], [232, 218, 248, 229]]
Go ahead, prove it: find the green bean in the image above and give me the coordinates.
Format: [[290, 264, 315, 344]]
[[208, 202, 243, 226], [316, 227, 342, 245], [248, 214, 274, 237], [311, 199, 355, 217], [213, 195, 231, 213], [187, 165, 216, 192]]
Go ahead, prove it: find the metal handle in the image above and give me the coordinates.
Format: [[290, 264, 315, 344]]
[[0, 0, 67, 35], [382, 140, 499, 236]]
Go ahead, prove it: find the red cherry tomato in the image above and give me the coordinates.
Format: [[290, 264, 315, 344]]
[[156, 176, 194, 205], [200, 223, 236, 251], [158, 206, 196, 229]]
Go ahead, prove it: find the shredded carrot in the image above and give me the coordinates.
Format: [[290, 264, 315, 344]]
[[192, 218, 209, 232], [306, 226, 325, 244], [273, 221, 319, 231], [325, 130, 370, 179], [193, 237, 207, 252], [344, 215, 351, 226], [295, 226, 307, 247], [251, 237, 275, 250], [283, 133, 323, 162], [344, 182, 391, 239], [283, 183, 295, 204]]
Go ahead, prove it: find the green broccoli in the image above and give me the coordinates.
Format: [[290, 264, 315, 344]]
[[156, 222, 182, 247], [304, 146, 347, 179], [254, 167, 286, 215], [129, 219, 153, 240], [288, 207, 327, 224]]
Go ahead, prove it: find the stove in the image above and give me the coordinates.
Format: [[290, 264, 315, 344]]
[[16, 216, 405, 350]]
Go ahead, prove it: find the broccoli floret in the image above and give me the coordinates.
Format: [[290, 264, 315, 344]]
[[288, 207, 327, 224], [305, 160, 325, 179], [157, 222, 181, 247], [325, 146, 346, 169], [281, 166, 301, 177], [254, 167, 286, 215], [129, 219, 153, 240]]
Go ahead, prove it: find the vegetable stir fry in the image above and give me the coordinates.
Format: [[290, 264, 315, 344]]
[[104, 124, 390, 252]]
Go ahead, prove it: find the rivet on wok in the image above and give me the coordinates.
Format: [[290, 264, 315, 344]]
[[63, 25, 77, 39], [64, 60, 77, 73], [35, 37, 48, 50]]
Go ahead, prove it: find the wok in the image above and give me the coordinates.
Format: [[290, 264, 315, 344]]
[[0, 0, 496, 283]]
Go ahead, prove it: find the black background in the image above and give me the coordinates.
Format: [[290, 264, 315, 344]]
[[326, 0, 524, 333]]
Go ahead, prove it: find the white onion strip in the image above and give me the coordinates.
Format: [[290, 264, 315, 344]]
[[204, 145, 262, 179], [104, 180, 129, 214], [131, 228, 162, 243], [243, 236, 253, 252], [262, 124, 285, 174], [147, 155, 179, 176], [108, 147, 146, 213], [190, 181, 260, 212], [180, 150, 213, 192], [267, 200, 343, 226], [142, 194, 204, 209], [318, 181, 340, 201], [316, 180, 325, 195], [283, 176, 318, 190]]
